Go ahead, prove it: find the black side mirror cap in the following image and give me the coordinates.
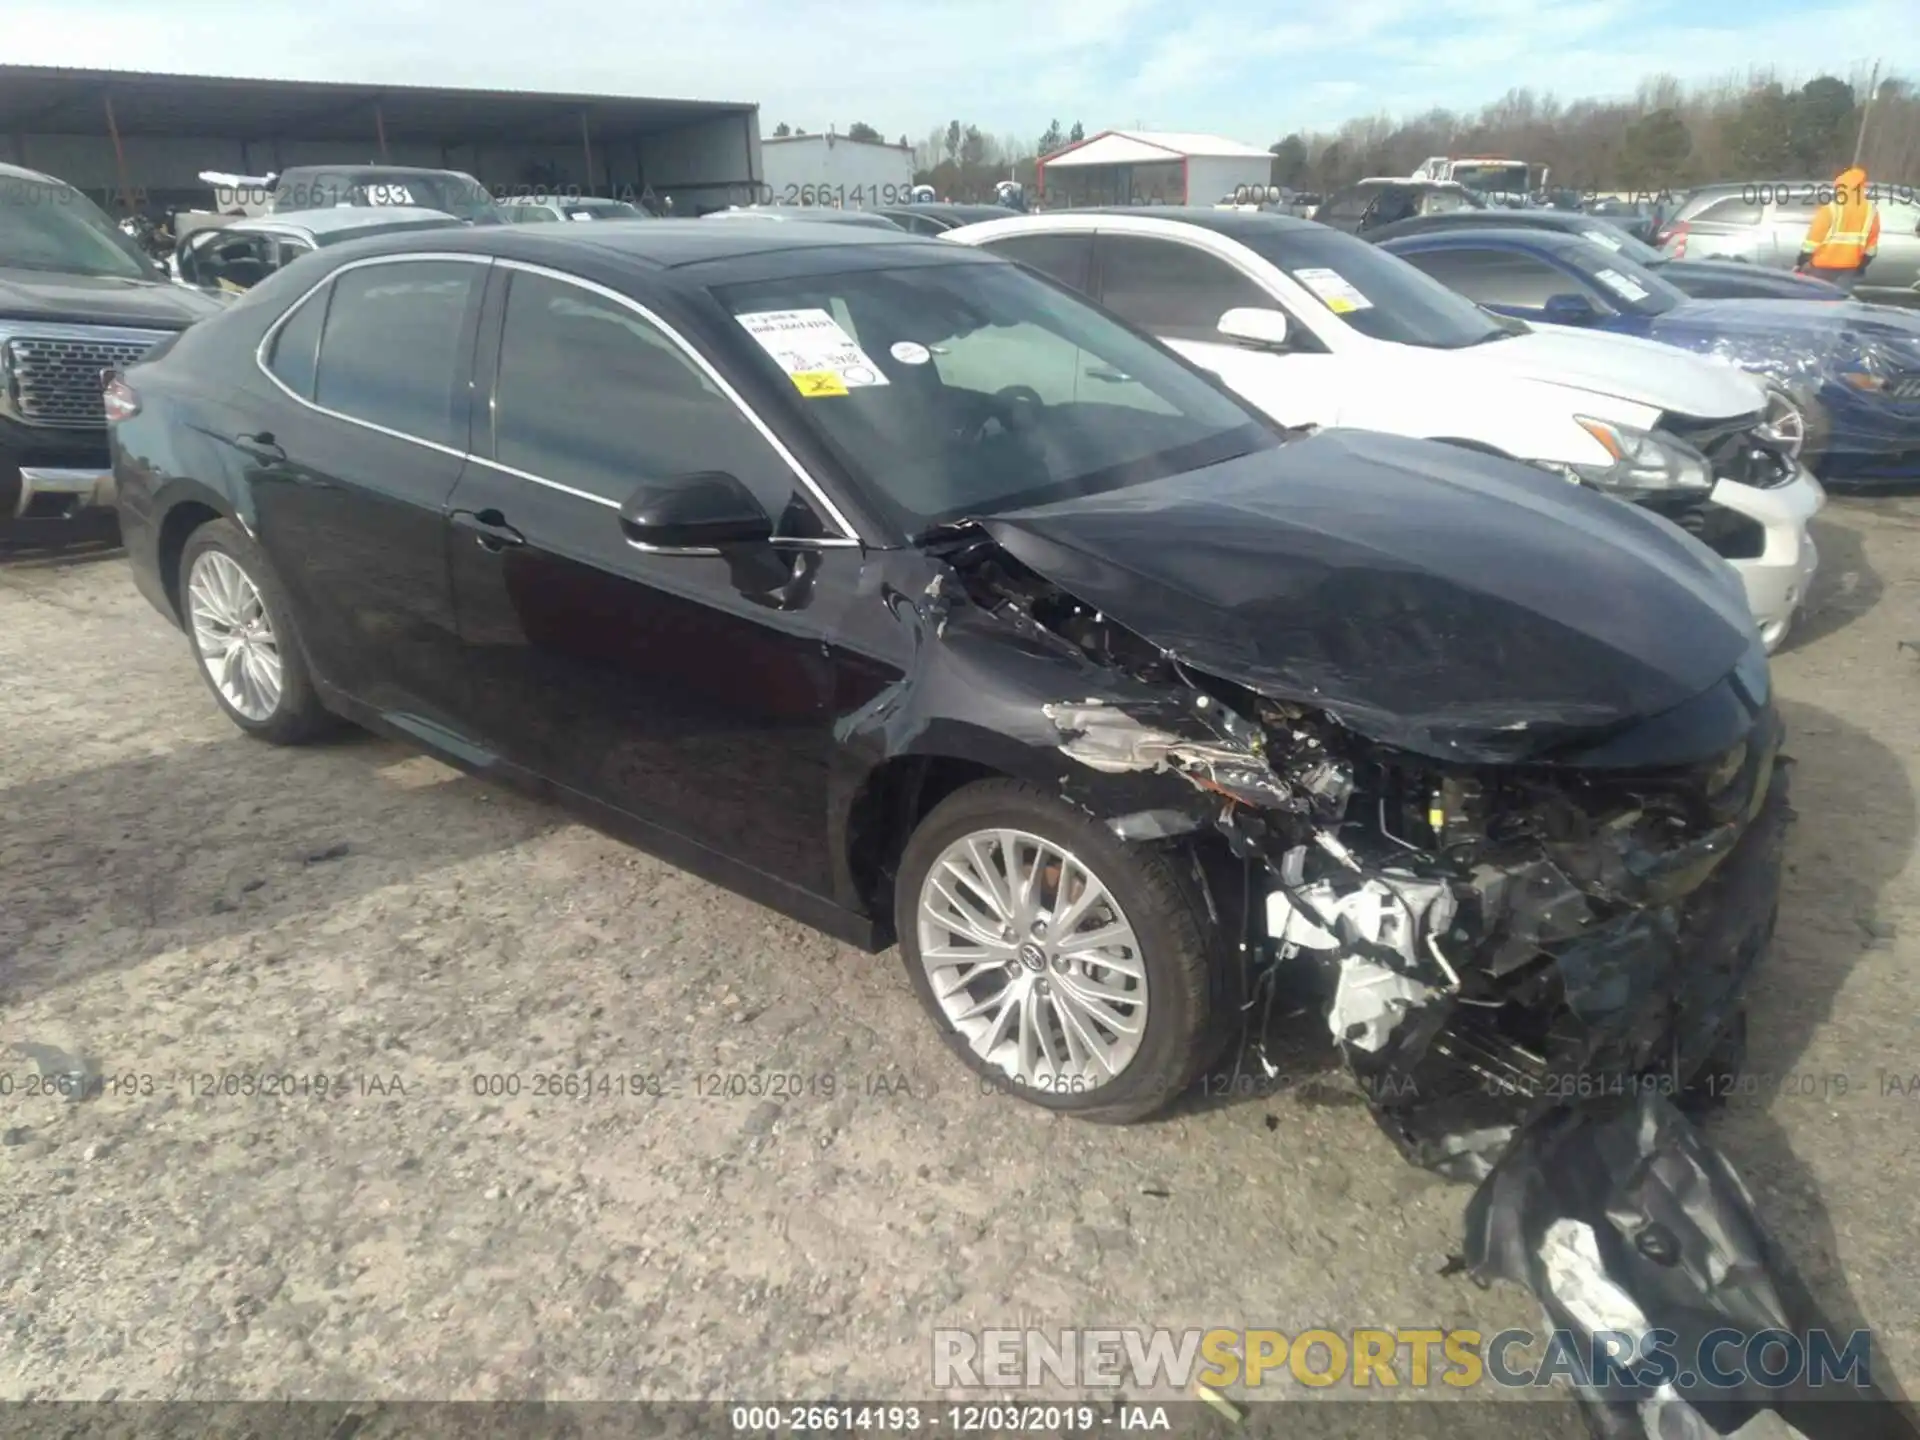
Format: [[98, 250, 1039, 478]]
[[619, 471, 773, 553], [1542, 292, 1600, 323]]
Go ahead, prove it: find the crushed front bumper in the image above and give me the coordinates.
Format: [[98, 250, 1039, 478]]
[[1336, 753, 1790, 1181]]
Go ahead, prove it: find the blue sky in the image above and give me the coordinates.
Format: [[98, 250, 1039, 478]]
[[9, 0, 1914, 147]]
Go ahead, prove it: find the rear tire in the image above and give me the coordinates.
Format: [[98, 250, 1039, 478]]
[[895, 779, 1221, 1123], [179, 518, 334, 745]]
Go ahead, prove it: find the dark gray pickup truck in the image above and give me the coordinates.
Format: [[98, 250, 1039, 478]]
[[2, 162, 220, 536]]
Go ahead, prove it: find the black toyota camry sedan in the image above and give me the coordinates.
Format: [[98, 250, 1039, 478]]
[[108, 220, 1786, 1147], [107, 223, 1854, 1428]]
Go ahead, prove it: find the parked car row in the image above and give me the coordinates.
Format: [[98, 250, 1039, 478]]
[[93, 219, 1840, 1438], [9, 149, 1890, 1432], [944, 207, 1828, 649]]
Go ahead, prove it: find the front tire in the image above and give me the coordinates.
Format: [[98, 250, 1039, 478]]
[[179, 518, 333, 744], [895, 779, 1220, 1123]]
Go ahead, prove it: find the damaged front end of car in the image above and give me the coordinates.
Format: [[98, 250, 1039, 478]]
[[909, 434, 1910, 1430], [936, 520, 1787, 1181]]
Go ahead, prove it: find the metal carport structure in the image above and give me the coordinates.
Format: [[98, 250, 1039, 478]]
[[0, 65, 764, 215]]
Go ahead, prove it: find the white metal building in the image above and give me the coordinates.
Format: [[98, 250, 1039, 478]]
[[756, 132, 916, 208], [1036, 131, 1273, 208]]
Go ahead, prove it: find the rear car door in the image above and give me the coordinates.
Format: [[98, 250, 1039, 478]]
[[253, 254, 487, 738], [444, 263, 854, 894]]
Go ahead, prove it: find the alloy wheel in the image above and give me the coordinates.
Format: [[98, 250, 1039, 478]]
[[187, 550, 283, 722], [916, 828, 1148, 1090], [1758, 388, 1807, 459]]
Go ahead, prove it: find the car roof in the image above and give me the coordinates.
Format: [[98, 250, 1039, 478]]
[[1382, 227, 1597, 257], [885, 203, 1016, 219], [311, 216, 979, 280], [275, 164, 474, 180], [1061, 206, 1324, 239], [1389, 209, 1596, 231], [706, 206, 903, 228], [237, 206, 463, 237], [1, 160, 62, 185]]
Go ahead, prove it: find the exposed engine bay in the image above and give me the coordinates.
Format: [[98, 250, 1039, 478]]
[[932, 535, 1912, 1438], [949, 536, 1787, 1170]]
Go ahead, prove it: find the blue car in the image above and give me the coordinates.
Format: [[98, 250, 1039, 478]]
[[1381, 228, 1920, 487]]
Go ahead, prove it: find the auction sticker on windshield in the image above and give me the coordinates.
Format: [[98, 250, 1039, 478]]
[[1593, 268, 1650, 302], [1581, 229, 1626, 251], [736, 309, 891, 394], [1294, 267, 1373, 314]]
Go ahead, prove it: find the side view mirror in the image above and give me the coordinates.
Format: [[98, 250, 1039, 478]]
[[619, 472, 772, 553], [1216, 306, 1292, 350], [1542, 292, 1600, 325]]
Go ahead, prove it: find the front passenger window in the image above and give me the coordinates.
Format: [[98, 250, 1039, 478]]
[[1096, 235, 1276, 341], [491, 270, 810, 525]]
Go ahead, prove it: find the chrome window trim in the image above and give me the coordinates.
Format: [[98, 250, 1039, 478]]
[[468, 453, 859, 549], [490, 258, 860, 542], [253, 251, 493, 460], [252, 250, 865, 546]]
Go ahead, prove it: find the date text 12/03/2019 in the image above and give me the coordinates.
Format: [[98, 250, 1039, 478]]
[[728, 1404, 1172, 1432]]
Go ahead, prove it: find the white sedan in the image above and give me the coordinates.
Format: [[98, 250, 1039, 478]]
[[944, 209, 1823, 651]]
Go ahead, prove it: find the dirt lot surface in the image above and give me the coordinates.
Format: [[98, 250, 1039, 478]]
[[2, 498, 1917, 1433]]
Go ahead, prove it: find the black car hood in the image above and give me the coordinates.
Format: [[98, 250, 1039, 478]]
[[0, 266, 222, 329], [980, 429, 1759, 765], [1658, 258, 1847, 300]]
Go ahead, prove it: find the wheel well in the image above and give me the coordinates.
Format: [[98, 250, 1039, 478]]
[[846, 756, 1002, 931], [156, 501, 223, 621]]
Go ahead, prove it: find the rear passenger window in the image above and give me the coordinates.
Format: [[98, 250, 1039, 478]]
[[491, 270, 806, 522], [980, 234, 1094, 292], [265, 283, 330, 399], [1698, 196, 1763, 226], [312, 260, 484, 448]]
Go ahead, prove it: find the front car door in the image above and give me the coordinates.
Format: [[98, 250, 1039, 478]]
[[252, 254, 487, 738], [444, 262, 858, 894]]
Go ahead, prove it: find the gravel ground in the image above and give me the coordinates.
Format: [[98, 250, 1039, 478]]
[[2, 498, 1916, 1434]]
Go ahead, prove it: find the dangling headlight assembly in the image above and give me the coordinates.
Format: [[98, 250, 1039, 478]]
[[1547, 417, 1716, 498]]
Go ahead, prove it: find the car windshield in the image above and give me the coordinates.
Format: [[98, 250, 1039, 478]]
[[1244, 227, 1522, 348], [1559, 245, 1687, 316], [0, 179, 153, 279], [711, 258, 1277, 539], [1451, 164, 1528, 197]]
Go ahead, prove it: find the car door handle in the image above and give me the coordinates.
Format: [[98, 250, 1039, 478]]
[[1084, 366, 1133, 383], [232, 431, 286, 464], [451, 508, 526, 551]]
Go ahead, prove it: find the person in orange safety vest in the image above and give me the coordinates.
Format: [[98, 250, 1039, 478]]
[[1796, 167, 1880, 295]]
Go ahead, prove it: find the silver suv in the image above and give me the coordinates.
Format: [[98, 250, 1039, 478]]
[[1657, 181, 1920, 307]]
